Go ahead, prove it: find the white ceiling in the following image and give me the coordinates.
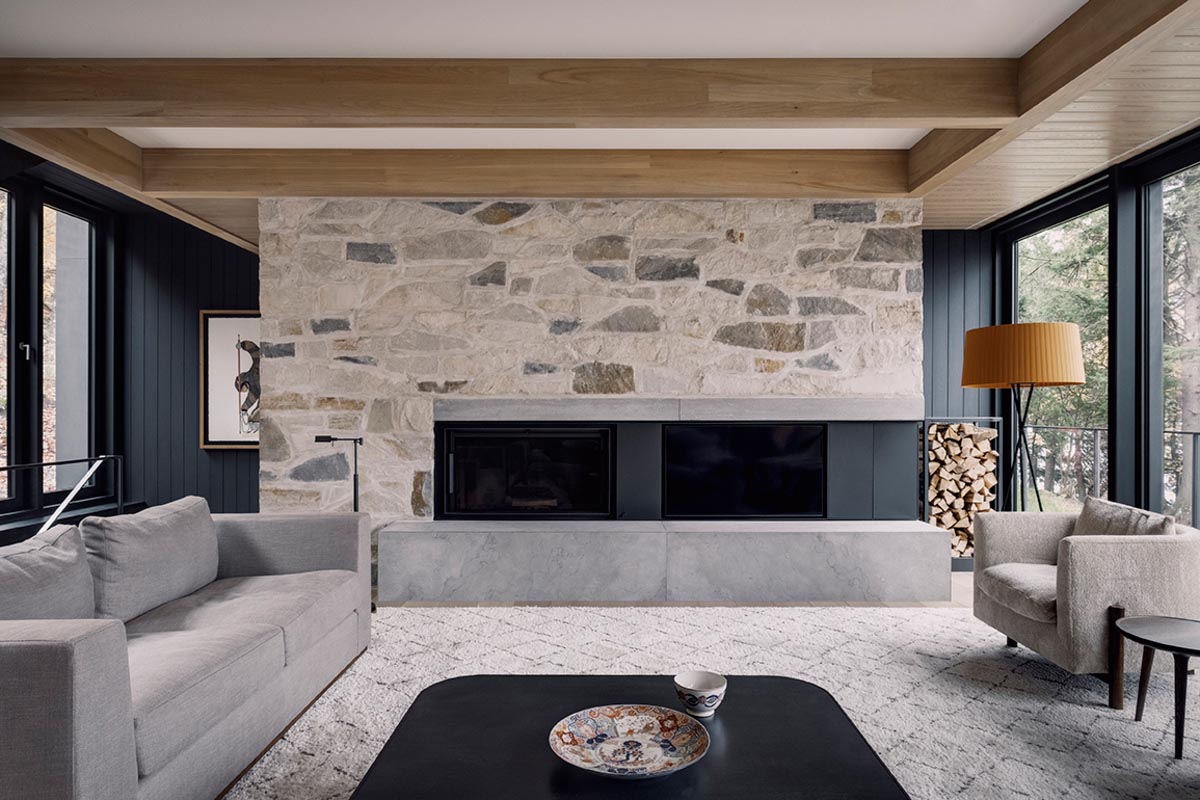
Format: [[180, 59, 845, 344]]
[[115, 127, 930, 150], [1, 0, 1086, 58]]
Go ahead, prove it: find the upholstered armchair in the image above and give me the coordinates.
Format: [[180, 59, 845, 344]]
[[974, 509, 1200, 707]]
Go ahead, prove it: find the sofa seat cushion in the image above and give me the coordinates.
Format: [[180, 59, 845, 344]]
[[127, 623, 284, 777], [125, 569, 358, 663], [977, 562, 1059, 623]]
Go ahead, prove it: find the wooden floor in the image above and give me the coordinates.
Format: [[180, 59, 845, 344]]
[[381, 572, 975, 610]]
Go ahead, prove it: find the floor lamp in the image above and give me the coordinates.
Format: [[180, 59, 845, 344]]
[[961, 322, 1085, 512]]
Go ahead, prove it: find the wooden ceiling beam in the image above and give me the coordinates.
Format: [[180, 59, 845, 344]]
[[0, 127, 258, 252], [0, 58, 1017, 129], [139, 148, 910, 199], [908, 0, 1200, 195]]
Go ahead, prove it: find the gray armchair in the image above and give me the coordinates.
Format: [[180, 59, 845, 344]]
[[974, 511, 1200, 707]]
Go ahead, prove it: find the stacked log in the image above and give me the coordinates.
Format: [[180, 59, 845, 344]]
[[926, 423, 999, 557]]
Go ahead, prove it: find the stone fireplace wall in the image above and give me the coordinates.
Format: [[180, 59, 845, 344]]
[[258, 198, 923, 519]]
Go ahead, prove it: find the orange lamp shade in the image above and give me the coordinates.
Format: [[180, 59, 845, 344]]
[[961, 322, 1086, 389]]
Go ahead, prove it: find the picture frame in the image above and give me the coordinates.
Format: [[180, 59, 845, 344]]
[[200, 310, 262, 449]]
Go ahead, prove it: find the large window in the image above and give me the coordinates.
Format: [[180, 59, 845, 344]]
[[1014, 207, 1110, 509], [0, 178, 110, 522]]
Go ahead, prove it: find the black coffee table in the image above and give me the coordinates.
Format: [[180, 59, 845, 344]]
[[350, 675, 910, 799], [1115, 615, 1200, 759]]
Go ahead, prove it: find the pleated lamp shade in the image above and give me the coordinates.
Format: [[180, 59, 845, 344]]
[[961, 322, 1086, 389]]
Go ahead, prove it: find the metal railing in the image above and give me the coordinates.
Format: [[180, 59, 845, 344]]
[[0, 456, 125, 532]]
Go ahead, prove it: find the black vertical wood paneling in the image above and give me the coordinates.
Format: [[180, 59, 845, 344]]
[[120, 211, 259, 512], [923, 229, 997, 420]]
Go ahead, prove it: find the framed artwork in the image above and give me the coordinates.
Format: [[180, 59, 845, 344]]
[[200, 310, 262, 449]]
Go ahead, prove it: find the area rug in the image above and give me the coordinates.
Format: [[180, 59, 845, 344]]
[[226, 606, 1200, 799]]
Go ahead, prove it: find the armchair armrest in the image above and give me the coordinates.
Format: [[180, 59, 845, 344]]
[[0, 619, 137, 800], [213, 512, 371, 579], [1059, 532, 1200, 671], [974, 512, 1076, 571]]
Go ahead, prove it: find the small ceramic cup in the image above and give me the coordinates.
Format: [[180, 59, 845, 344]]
[[674, 670, 727, 718]]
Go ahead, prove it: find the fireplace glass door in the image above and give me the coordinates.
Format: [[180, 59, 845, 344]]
[[441, 427, 613, 518]]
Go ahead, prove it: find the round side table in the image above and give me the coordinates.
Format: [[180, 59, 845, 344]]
[[1115, 615, 1200, 759]]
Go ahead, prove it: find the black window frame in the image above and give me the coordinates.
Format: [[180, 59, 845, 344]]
[[0, 174, 116, 524]]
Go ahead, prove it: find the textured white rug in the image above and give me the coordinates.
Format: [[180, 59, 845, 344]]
[[227, 607, 1200, 799]]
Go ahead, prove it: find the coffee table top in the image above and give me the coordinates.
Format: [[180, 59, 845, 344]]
[[350, 674, 910, 800], [1117, 615, 1200, 657]]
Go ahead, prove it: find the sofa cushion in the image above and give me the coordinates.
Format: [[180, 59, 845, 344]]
[[126, 623, 284, 777], [125, 569, 358, 663], [0, 525, 95, 619], [1074, 496, 1175, 538], [81, 496, 219, 622], [977, 562, 1059, 623]]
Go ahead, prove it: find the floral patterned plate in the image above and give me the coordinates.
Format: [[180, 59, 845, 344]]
[[548, 703, 710, 780]]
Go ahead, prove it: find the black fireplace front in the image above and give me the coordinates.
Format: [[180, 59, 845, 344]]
[[436, 425, 614, 519]]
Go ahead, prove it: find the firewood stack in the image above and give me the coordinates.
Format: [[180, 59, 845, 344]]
[[926, 423, 999, 557]]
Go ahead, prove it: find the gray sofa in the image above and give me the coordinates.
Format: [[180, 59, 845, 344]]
[[974, 505, 1200, 699], [0, 497, 372, 800]]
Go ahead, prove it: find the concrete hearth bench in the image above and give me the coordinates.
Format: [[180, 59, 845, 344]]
[[378, 519, 949, 603]]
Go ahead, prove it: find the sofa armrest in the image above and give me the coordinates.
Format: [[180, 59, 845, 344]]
[[1059, 532, 1200, 670], [0, 619, 137, 800], [974, 511, 1076, 571], [213, 512, 371, 579]]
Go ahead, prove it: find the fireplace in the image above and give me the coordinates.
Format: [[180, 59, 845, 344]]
[[434, 421, 827, 521]]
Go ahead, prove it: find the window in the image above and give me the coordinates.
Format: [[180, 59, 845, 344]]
[[0, 177, 111, 523], [1013, 206, 1110, 509]]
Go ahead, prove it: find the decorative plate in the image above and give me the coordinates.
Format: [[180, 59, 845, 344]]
[[549, 704, 710, 780]]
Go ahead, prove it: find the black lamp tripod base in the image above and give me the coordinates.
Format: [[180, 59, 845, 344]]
[[1004, 382, 1043, 512]]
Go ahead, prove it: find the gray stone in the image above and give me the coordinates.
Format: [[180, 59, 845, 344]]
[[259, 417, 290, 462], [835, 267, 900, 291], [417, 380, 468, 394], [796, 247, 853, 268], [411, 471, 432, 517], [424, 201, 481, 215], [572, 362, 635, 394], [705, 278, 745, 296], [473, 202, 534, 225], [714, 322, 806, 352], [746, 284, 791, 316], [261, 342, 295, 358], [510, 277, 533, 295], [404, 230, 492, 261], [310, 317, 351, 334], [795, 296, 865, 316], [814, 202, 876, 223], [523, 361, 559, 375], [905, 268, 924, 293], [367, 399, 395, 433], [593, 306, 662, 333], [806, 320, 836, 349], [549, 318, 581, 335], [346, 242, 397, 264], [585, 265, 629, 281], [856, 228, 921, 262], [635, 255, 699, 281], [800, 353, 839, 371], [573, 235, 631, 263], [469, 261, 507, 286], [288, 452, 350, 482], [335, 355, 377, 366]]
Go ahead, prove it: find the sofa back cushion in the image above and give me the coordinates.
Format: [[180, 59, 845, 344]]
[[0, 525, 95, 619], [1073, 496, 1175, 538], [81, 497, 219, 621]]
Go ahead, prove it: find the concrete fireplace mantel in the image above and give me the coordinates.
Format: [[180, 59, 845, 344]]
[[433, 396, 925, 423], [377, 520, 949, 603]]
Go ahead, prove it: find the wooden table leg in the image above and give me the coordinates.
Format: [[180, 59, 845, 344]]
[[1175, 654, 1190, 759], [1109, 606, 1126, 710], [1136, 646, 1155, 722]]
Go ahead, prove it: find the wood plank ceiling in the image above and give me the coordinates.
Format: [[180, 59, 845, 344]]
[[3, 0, 1200, 250]]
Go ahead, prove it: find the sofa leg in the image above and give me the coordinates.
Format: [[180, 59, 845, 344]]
[[1109, 605, 1126, 710], [1006, 637, 1018, 648]]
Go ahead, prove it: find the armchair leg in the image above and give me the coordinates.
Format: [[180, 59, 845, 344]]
[[1006, 637, 1018, 648], [1108, 606, 1126, 710]]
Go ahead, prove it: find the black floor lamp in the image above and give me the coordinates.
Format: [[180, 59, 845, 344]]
[[961, 322, 1086, 512], [314, 435, 363, 511]]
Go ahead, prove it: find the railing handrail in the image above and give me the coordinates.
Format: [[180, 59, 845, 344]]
[[1026, 424, 1200, 436]]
